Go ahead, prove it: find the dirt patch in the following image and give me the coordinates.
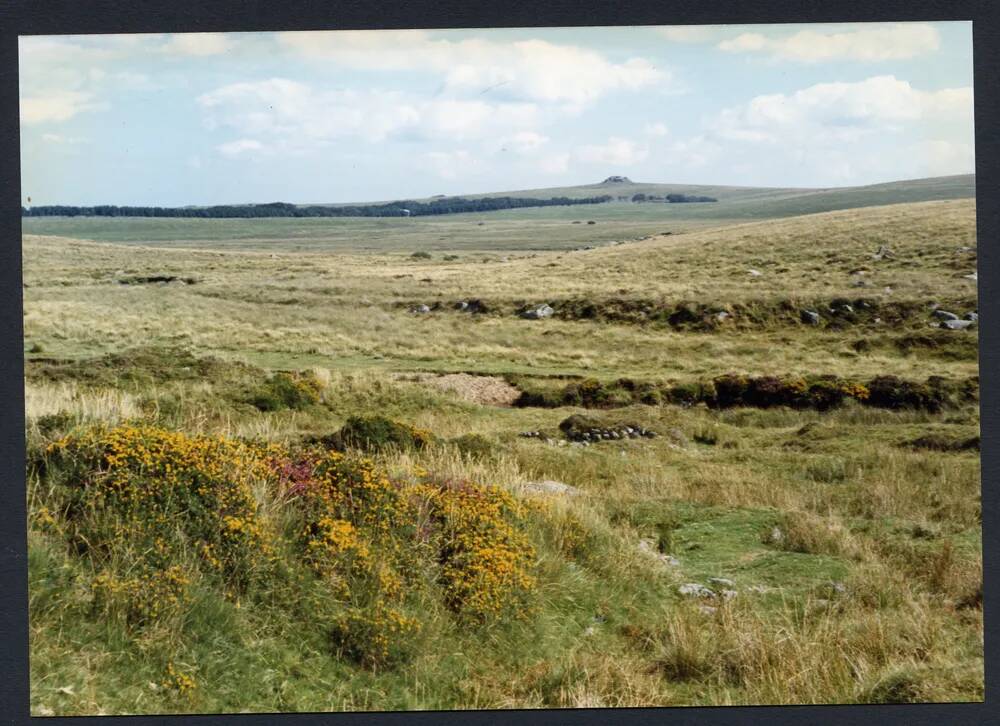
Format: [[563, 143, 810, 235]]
[[414, 373, 521, 407]]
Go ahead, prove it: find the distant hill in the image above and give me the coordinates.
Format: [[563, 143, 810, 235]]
[[316, 174, 974, 217]]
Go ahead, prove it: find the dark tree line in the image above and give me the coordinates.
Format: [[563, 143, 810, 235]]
[[22, 195, 615, 219], [631, 193, 718, 203]]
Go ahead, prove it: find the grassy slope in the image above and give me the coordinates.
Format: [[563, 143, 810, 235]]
[[21, 175, 975, 253], [22, 200, 979, 380], [23, 198, 983, 714]]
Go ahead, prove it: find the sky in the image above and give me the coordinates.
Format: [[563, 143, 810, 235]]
[[18, 22, 974, 206]]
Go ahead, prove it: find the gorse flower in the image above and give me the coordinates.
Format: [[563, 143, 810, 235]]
[[36, 423, 540, 667]]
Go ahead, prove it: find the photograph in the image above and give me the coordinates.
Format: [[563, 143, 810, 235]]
[[19, 21, 982, 715]]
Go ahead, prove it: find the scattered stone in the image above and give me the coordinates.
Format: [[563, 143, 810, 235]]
[[851, 279, 869, 288], [720, 589, 738, 600], [768, 526, 784, 544], [638, 538, 680, 568], [521, 303, 555, 320], [411, 304, 431, 314], [872, 245, 894, 260], [964, 272, 978, 282], [746, 585, 770, 594], [678, 583, 716, 598], [714, 311, 731, 323], [932, 309, 959, 321], [965, 312, 979, 322], [748, 269, 762, 277], [941, 319, 974, 330], [957, 246, 976, 254], [801, 310, 821, 325]]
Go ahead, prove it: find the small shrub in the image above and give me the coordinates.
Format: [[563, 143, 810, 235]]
[[413, 478, 536, 623], [410, 250, 432, 259], [904, 434, 980, 452], [450, 433, 496, 461], [860, 667, 925, 704], [42, 425, 278, 589], [330, 604, 421, 669], [712, 374, 750, 408], [666, 382, 706, 407], [865, 375, 943, 412], [91, 565, 192, 628], [250, 371, 323, 412], [336, 415, 433, 453]]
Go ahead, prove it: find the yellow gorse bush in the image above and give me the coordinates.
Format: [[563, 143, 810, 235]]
[[45, 425, 283, 593], [37, 424, 540, 663], [91, 565, 192, 626], [413, 479, 536, 623]]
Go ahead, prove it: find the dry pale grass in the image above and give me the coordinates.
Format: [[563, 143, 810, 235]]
[[24, 381, 142, 424]]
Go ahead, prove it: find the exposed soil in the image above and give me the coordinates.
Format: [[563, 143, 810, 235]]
[[411, 372, 522, 407]]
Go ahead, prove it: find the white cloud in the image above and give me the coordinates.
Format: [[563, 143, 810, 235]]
[[218, 139, 263, 156], [718, 23, 941, 63], [644, 122, 669, 137], [40, 132, 84, 144], [19, 35, 174, 125], [576, 137, 649, 166], [197, 78, 547, 153], [162, 33, 234, 56], [712, 76, 973, 145], [277, 30, 667, 105], [502, 131, 549, 153], [656, 26, 718, 43], [20, 91, 105, 124], [538, 152, 570, 174], [424, 150, 480, 179], [660, 135, 722, 169], [910, 139, 975, 177]]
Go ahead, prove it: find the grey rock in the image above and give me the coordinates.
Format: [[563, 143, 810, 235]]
[[720, 589, 738, 600], [801, 310, 821, 325], [521, 303, 555, 320], [748, 269, 762, 277], [965, 312, 979, 322], [932, 309, 959, 321], [412, 304, 431, 314], [768, 526, 784, 544], [872, 245, 894, 260], [941, 319, 974, 330], [964, 272, 978, 281], [678, 583, 716, 598]]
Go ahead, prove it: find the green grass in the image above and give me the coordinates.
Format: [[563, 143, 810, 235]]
[[22, 193, 982, 713]]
